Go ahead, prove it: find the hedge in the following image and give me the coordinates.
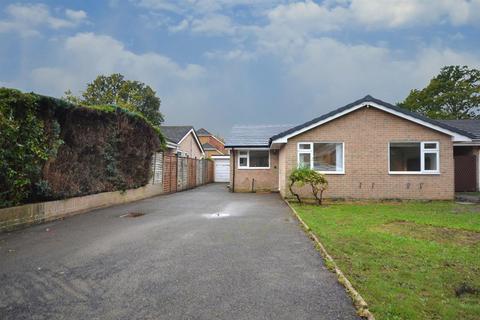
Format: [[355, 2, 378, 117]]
[[0, 88, 164, 208]]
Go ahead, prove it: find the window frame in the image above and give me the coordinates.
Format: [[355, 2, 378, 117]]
[[388, 141, 440, 175], [237, 149, 270, 169], [297, 142, 345, 175]]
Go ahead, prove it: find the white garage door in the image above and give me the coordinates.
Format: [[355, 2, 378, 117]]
[[214, 159, 230, 182]]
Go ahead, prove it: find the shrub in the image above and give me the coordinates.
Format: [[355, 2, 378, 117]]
[[288, 167, 328, 205], [0, 88, 164, 208], [0, 89, 61, 207]]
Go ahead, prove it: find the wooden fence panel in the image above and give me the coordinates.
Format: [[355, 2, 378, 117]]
[[155, 154, 213, 193], [150, 152, 163, 185]]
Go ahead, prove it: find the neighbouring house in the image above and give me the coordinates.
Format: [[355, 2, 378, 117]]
[[225, 95, 479, 200], [197, 128, 231, 182], [160, 126, 205, 159], [196, 128, 228, 157], [437, 120, 480, 192]]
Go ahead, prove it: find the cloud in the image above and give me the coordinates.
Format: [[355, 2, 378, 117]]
[[133, 0, 279, 14], [275, 37, 480, 115], [0, 4, 88, 36], [168, 19, 189, 33], [29, 32, 205, 95], [265, 0, 480, 32], [205, 49, 256, 61], [191, 14, 235, 35]]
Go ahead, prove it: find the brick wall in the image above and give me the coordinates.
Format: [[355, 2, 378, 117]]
[[281, 107, 455, 200], [230, 150, 279, 192]]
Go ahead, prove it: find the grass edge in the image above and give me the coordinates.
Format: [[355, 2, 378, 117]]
[[283, 198, 375, 320]]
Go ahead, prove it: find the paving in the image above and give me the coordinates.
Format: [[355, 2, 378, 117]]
[[0, 183, 359, 320]]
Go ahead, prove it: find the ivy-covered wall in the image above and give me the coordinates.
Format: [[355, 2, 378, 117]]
[[0, 88, 163, 208]]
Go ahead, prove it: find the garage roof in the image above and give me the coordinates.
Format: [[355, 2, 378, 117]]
[[225, 124, 294, 148]]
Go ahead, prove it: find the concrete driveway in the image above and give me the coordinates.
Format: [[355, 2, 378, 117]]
[[0, 183, 359, 320]]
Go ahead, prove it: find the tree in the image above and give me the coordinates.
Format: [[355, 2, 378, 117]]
[[398, 65, 480, 119], [64, 74, 164, 126], [288, 167, 328, 205]]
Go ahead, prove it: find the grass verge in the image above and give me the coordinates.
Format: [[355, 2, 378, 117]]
[[292, 201, 480, 320]]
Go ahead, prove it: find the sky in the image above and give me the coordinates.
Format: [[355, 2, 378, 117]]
[[1, 0, 480, 137]]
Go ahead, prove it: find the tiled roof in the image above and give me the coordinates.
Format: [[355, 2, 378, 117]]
[[202, 142, 218, 150], [270, 95, 476, 141], [437, 120, 480, 139], [225, 124, 294, 147], [196, 128, 212, 136], [159, 126, 193, 144]]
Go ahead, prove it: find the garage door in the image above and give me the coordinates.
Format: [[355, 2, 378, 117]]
[[214, 159, 230, 182]]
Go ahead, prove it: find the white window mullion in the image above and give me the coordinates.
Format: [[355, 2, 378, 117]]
[[420, 142, 425, 172], [310, 145, 313, 170]]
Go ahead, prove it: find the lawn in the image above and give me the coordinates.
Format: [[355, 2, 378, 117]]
[[292, 201, 480, 320]]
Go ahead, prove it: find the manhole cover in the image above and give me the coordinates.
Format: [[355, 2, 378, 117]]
[[120, 212, 145, 218]]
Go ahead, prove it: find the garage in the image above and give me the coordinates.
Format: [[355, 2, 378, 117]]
[[212, 155, 230, 182]]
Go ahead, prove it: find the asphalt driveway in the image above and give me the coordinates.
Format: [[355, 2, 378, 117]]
[[0, 183, 359, 320]]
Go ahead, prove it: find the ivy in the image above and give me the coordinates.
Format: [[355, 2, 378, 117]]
[[0, 88, 62, 207], [0, 88, 163, 208]]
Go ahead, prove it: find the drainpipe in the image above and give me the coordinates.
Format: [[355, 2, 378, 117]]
[[232, 148, 235, 192]]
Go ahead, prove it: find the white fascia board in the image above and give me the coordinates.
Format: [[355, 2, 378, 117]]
[[271, 102, 472, 144], [230, 147, 270, 150], [166, 141, 178, 149], [453, 140, 480, 146]]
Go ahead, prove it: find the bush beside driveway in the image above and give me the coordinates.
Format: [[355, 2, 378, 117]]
[[293, 201, 480, 320]]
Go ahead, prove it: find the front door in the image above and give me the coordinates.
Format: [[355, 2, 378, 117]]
[[454, 155, 477, 192]]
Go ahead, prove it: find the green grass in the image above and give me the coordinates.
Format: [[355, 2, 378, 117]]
[[292, 201, 480, 320]]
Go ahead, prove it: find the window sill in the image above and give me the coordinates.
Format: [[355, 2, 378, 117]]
[[238, 167, 271, 170], [389, 171, 440, 175], [317, 171, 345, 175]]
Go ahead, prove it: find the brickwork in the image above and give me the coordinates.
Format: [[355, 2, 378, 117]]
[[280, 107, 455, 200], [231, 150, 279, 192]]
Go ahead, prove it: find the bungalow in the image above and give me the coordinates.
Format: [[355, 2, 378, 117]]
[[225, 95, 479, 200], [160, 126, 205, 159]]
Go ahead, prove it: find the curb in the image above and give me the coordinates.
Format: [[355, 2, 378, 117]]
[[283, 199, 375, 320]]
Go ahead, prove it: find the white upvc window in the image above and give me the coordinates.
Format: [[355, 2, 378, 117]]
[[297, 142, 345, 174], [237, 149, 270, 169], [389, 141, 440, 174]]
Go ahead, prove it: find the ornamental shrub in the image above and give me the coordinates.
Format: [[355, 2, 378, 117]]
[[288, 167, 328, 205]]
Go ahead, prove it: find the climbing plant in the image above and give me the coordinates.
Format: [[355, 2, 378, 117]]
[[0, 88, 62, 207], [0, 88, 163, 208]]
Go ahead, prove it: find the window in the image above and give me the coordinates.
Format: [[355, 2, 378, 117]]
[[238, 150, 270, 169], [389, 142, 439, 174], [297, 142, 344, 173]]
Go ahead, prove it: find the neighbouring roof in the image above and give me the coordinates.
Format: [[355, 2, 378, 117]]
[[202, 142, 218, 150], [225, 124, 294, 147], [437, 120, 480, 140], [160, 126, 194, 144], [270, 95, 475, 143], [196, 128, 212, 136]]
